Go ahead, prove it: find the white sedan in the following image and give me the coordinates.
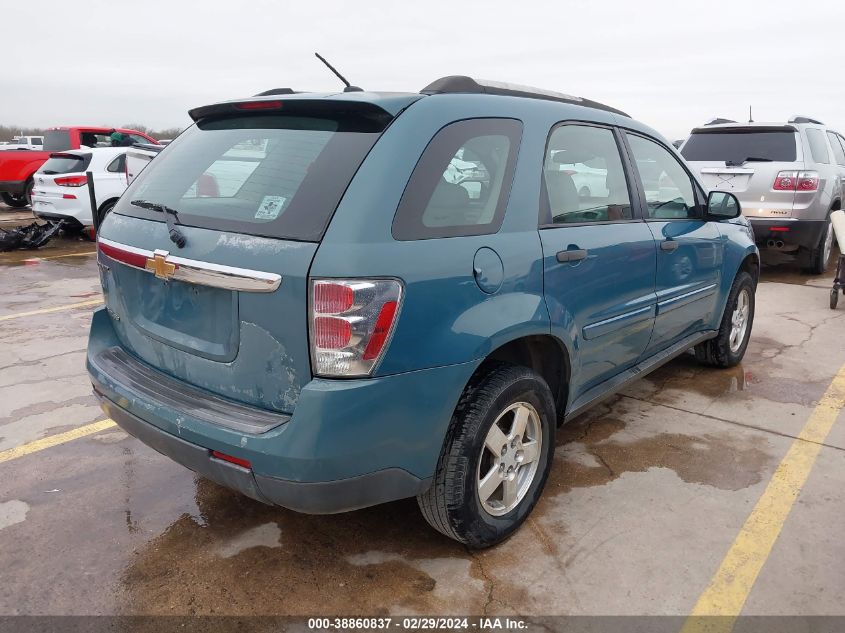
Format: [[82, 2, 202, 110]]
[[31, 147, 129, 227]]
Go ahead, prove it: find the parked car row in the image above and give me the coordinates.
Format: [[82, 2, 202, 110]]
[[0, 126, 157, 208]]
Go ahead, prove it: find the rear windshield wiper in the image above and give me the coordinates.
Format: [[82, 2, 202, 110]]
[[130, 199, 187, 248], [725, 157, 773, 166]]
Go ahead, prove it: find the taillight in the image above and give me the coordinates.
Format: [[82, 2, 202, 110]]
[[54, 175, 88, 187], [772, 170, 818, 191], [309, 279, 403, 377]]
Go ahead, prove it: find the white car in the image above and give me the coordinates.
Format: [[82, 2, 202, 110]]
[[31, 147, 129, 227], [0, 135, 44, 151]]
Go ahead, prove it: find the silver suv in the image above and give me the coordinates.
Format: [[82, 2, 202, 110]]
[[681, 117, 845, 273]]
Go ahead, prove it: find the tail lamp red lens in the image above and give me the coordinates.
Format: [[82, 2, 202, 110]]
[[211, 450, 252, 469], [773, 171, 818, 192], [54, 175, 88, 187], [769, 227, 790, 232], [310, 279, 403, 377], [314, 316, 352, 349]]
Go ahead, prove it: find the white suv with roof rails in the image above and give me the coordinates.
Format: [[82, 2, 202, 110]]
[[681, 117, 845, 273]]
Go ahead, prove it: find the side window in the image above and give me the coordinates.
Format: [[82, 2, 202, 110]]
[[129, 134, 150, 145], [542, 125, 632, 225], [107, 155, 126, 173], [805, 128, 830, 164], [827, 132, 845, 166], [392, 118, 522, 240], [31, 137, 42, 146], [626, 133, 697, 220]]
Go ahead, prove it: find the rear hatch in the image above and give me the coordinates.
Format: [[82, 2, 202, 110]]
[[32, 152, 92, 214], [681, 126, 801, 218], [97, 97, 409, 414]]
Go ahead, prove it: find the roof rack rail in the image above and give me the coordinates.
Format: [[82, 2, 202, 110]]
[[253, 88, 298, 97], [420, 76, 629, 117], [704, 118, 737, 126], [788, 115, 824, 125]]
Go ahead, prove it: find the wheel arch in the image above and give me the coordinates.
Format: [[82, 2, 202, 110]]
[[474, 333, 571, 424]]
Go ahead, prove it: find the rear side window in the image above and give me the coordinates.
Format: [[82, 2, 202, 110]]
[[115, 113, 388, 242], [805, 128, 830, 164], [31, 137, 42, 146], [392, 119, 522, 240], [826, 132, 845, 166], [542, 124, 633, 225], [107, 154, 126, 173], [38, 153, 91, 175], [681, 129, 797, 163], [43, 130, 72, 152]]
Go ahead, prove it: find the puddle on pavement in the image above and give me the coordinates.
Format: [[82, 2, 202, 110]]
[[549, 405, 773, 497], [760, 248, 838, 286], [120, 477, 490, 615]]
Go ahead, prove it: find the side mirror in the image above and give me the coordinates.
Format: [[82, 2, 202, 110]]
[[706, 191, 741, 219]]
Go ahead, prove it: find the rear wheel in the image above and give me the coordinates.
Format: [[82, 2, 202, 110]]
[[831, 288, 839, 310], [695, 271, 755, 368], [808, 215, 834, 275], [417, 363, 556, 548], [1, 190, 28, 208]]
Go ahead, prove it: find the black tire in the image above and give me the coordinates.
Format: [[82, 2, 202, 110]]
[[695, 271, 755, 368], [417, 363, 556, 548], [1, 191, 28, 208], [808, 214, 834, 275], [831, 288, 839, 310]]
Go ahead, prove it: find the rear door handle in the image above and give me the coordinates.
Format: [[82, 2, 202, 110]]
[[556, 249, 588, 263], [660, 240, 679, 252]]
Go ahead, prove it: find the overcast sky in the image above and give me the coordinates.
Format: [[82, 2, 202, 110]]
[[4, 0, 844, 139]]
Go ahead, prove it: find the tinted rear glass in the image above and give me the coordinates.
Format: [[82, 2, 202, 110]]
[[43, 130, 72, 152], [681, 129, 797, 162], [39, 153, 91, 174], [114, 113, 387, 241]]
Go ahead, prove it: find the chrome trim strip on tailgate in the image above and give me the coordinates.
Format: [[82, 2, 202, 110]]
[[97, 237, 281, 293]]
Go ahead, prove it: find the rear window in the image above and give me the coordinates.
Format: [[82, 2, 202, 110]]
[[681, 129, 797, 163], [38, 153, 91, 175], [114, 113, 387, 241], [43, 130, 72, 152]]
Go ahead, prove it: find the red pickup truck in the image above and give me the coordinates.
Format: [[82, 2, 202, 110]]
[[0, 126, 158, 207]]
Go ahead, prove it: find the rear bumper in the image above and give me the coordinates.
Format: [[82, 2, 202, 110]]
[[31, 195, 91, 226], [0, 180, 26, 195], [87, 308, 477, 513], [748, 218, 826, 250], [98, 394, 428, 513]]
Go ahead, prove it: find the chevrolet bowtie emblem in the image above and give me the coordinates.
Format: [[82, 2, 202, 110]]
[[145, 250, 176, 280]]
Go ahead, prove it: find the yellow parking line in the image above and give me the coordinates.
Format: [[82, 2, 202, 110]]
[[0, 419, 117, 464], [681, 363, 845, 633], [0, 298, 103, 322], [37, 251, 96, 260]]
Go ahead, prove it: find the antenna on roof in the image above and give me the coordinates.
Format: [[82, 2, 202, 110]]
[[314, 52, 363, 93], [748, 105, 754, 123]]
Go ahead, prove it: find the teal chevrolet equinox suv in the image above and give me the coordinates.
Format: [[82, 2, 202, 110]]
[[87, 76, 758, 547]]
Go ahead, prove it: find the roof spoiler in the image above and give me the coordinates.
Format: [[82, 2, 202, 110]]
[[420, 75, 630, 117], [704, 118, 737, 125], [789, 115, 824, 125], [187, 98, 396, 124]]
